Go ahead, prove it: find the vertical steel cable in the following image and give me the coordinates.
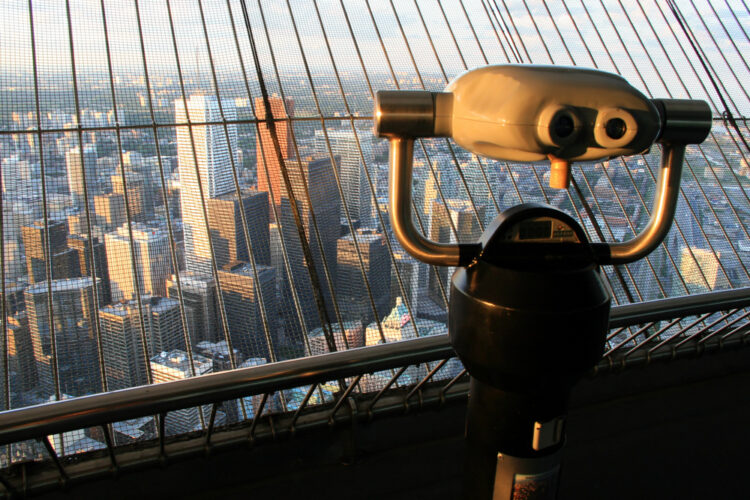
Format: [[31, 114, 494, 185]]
[[131, 0, 196, 380], [558, 2, 660, 298], [704, 0, 750, 76], [337, 0, 421, 339], [497, 0, 531, 62], [64, 0, 108, 393], [225, 1, 314, 366], [608, 0, 749, 287], [560, 0, 597, 66], [723, 0, 750, 45], [576, 0, 703, 299], [457, 0, 491, 64], [194, 0, 277, 364], [163, 0, 238, 370], [307, 0, 391, 348], [482, 0, 520, 63], [379, 0, 453, 308], [616, 0, 750, 285], [100, 0, 154, 385], [364, 0, 450, 310], [541, 0, 575, 65], [0, 139, 8, 413], [650, 0, 750, 207], [28, 0, 62, 405], [683, 0, 750, 107], [588, 7, 709, 298], [278, 0, 359, 351], [195, 0, 285, 414], [385, 0, 463, 248], [436, 1, 504, 217], [558, 3, 662, 300], [519, 0, 553, 63], [669, 0, 750, 151], [247, 0, 345, 355], [411, 0, 485, 231], [433, 1, 501, 215], [226, 0, 320, 412]]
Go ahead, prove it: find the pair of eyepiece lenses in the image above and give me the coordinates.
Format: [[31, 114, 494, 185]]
[[553, 112, 628, 142]]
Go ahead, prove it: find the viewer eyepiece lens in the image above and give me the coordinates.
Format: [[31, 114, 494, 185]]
[[554, 115, 575, 139], [605, 118, 627, 140]]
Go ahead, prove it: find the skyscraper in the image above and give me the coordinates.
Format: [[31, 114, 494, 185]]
[[390, 250, 422, 318], [66, 145, 98, 209], [104, 223, 171, 301], [111, 172, 153, 223], [337, 228, 390, 321], [166, 273, 222, 345], [94, 193, 126, 231], [218, 262, 276, 362], [255, 96, 295, 212], [68, 234, 111, 305], [7, 311, 37, 393], [176, 95, 238, 275], [315, 129, 373, 225], [99, 296, 184, 390], [278, 156, 340, 341], [206, 188, 270, 268], [21, 219, 78, 284], [26, 277, 102, 397]]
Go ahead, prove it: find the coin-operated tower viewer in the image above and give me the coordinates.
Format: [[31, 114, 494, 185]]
[[374, 65, 711, 499]]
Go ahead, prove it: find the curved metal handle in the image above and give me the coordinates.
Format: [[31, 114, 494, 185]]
[[596, 99, 712, 265], [596, 143, 685, 265], [388, 137, 479, 267]]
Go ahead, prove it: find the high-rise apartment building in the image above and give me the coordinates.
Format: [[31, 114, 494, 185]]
[[104, 223, 171, 301], [66, 145, 98, 209], [166, 273, 222, 345], [337, 228, 390, 321], [255, 96, 295, 212], [175, 95, 238, 275], [99, 296, 184, 390], [218, 262, 276, 362], [314, 129, 373, 225], [26, 277, 102, 397], [206, 188, 270, 268], [21, 220, 78, 284]]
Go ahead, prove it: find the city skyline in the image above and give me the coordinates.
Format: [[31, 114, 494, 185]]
[[0, 0, 748, 454]]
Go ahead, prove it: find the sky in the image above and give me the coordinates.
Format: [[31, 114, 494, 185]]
[[0, 0, 748, 115]]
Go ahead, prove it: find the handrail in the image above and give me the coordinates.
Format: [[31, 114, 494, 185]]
[[0, 287, 748, 446], [0, 335, 453, 446]]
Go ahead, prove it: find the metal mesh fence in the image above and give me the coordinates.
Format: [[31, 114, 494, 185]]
[[0, 0, 748, 466]]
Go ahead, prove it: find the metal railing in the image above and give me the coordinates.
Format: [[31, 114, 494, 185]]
[[0, 286, 748, 496]]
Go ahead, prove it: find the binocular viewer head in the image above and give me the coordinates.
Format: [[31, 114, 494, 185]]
[[374, 65, 713, 268], [375, 65, 711, 164]]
